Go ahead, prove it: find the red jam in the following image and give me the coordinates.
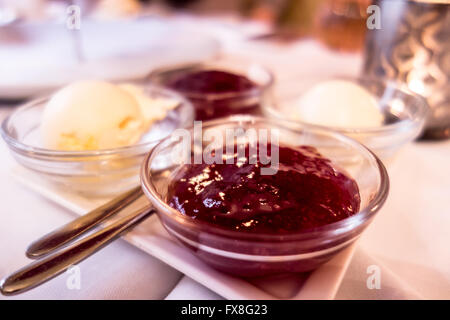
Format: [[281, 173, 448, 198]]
[[167, 70, 261, 121], [167, 144, 360, 234]]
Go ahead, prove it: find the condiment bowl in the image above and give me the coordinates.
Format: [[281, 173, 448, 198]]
[[148, 59, 274, 120], [1, 85, 194, 197], [263, 77, 428, 163], [141, 116, 389, 277]]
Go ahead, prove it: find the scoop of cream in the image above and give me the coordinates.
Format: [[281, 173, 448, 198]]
[[293, 80, 383, 128], [41, 80, 144, 151]]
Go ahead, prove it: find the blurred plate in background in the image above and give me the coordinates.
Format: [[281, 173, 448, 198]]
[[0, 18, 221, 99]]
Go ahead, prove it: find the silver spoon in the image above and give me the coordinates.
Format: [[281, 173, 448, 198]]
[[0, 203, 154, 296], [26, 186, 143, 259]]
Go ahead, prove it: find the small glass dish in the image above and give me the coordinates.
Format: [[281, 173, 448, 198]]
[[147, 60, 274, 121], [263, 77, 428, 163], [141, 116, 389, 277], [1, 85, 194, 197]]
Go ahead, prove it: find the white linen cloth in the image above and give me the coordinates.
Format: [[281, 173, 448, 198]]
[[0, 21, 449, 300]]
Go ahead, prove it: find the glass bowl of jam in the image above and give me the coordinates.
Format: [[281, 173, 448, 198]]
[[140, 116, 389, 277], [147, 60, 274, 121]]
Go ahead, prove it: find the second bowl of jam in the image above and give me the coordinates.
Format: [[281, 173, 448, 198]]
[[148, 61, 274, 121], [141, 116, 389, 277]]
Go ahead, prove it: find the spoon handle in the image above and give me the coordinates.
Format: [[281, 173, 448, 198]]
[[26, 186, 143, 259], [0, 203, 154, 296]]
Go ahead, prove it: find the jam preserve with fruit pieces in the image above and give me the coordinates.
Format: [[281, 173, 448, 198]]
[[168, 70, 262, 121], [167, 144, 360, 234]]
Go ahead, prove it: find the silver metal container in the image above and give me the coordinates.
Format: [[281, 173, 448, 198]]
[[363, 0, 450, 139]]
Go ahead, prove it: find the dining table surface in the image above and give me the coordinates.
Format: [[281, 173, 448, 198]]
[[0, 16, 449, 300]]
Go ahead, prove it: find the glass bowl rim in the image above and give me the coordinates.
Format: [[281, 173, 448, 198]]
[[147, 61, 275, 101], [0, 84, 195, 159], [263, 75, 429, 135], [140, 115, 390, 242]]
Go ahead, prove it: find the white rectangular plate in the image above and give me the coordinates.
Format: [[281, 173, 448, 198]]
[[12, 166, 356, 300]]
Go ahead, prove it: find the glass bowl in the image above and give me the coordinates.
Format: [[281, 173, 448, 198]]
[[147, 60, 274, 121], [141, 116, 389, 277], [263, 77, 428, 163], [1, 85, 194, 197]]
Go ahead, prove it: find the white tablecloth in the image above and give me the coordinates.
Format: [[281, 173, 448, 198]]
[[0, 27, 449, 300]]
